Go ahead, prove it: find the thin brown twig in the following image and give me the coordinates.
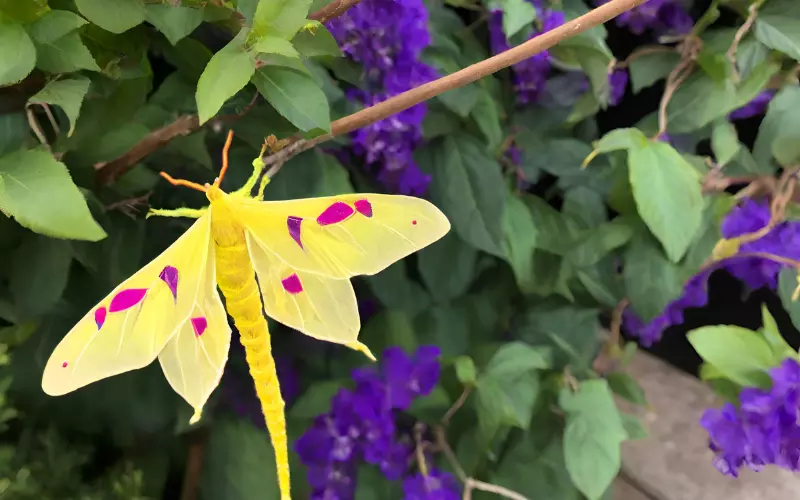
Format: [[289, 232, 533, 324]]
[[727, 3, 759, 83], [261, 0, 649, 175], [308, 0, 363, 23], [442, 387, 472, 426], [41, 103, 61, 136], [105, 192, 153, 218], [179, 431, 208, 500], [656, 36, 701, 138], [25, 107, 50, 151]]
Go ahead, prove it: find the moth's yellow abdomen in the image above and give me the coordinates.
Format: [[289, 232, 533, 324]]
[[210, 193, 291, 500]]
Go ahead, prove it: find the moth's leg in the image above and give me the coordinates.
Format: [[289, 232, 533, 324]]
[[256, 170, 271, 199], [147, 207, 207, 219], [231, 140, 268, 198]]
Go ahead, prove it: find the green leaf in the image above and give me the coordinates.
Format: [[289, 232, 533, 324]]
[[455, 355, 477, 386], [778, 267, 800, 334], [711, 118, 739, 167], [196, 39, 255, 124], [28, 76, 91, 137], [414, 304, 470, 357], [754, 85, 800, 170], [484, 341, 553, 376], [252, 0, 313, 40], [560, 380, 626, 500], [10, 236, 72, 318], [628, 49, 680, 93], [26, 10, 88, 44], [75, 0, 146, 34], [364, 260, 429, 315], [621, 413, 648, 441], [476, 370, 540, 439], [417, 231, 477, 302], [289, 380, 343, 419], [666, 72, 737, 133], [501, 193, 538, 293], [291, 21, 341, 58], [687, 325, 774, 388], [0, 21, 36, 86], [628, 140, 703, 262], [428, 136, 506, 257], [624, 233, 682, 322], [552, 34, 613, 105], [754, 0, 800, 62], [522, 194, 581, 255], [470, 92, 503, 150], [145, 4, 204, 46], [0, 113, 27, 157], [0, 149, 106, 241], [199, 419, 279, 500], [252, 36, 300, 58], [361, 310, 417, 355], [516, 305, 601, 372], [606, 372, 647, 406], [437, 83, 481, 117], [759, 304, 795, 361], [586, 128, 648, 165], [773, 133, 800, 167], [501, 0, 536, 39], [566, 218, 633, 268], [34, 31, 100, 73], [253, 66, 330, 133]]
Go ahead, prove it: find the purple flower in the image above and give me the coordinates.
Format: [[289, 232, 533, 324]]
[[402, 468, 461, 500], [595, 0, 692, 36], [701, 358, 800, 477], [295, 345, 442, 498], [489, 4, 565, 105], [730, 90, 776, 120], [326, 0, 436, 195], [624, 198, 800, 345], [608, 68, 628, 106]]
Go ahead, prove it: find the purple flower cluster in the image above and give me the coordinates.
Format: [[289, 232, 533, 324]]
[[596, 0, 692, 36], [701, 357, 800, 476], [488, 1, 565, 105], [402, 468, 461, 500], [295, 345, 448, 499], [624, 198, 800, 346], [730, 90, 776, 120], [326, 0, 437, 196]]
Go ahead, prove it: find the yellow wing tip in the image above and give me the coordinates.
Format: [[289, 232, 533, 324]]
[[189, 407, 203, 425], [347, 341, 376, 362]]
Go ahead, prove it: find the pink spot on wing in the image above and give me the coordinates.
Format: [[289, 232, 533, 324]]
[[354, 199, 373, 217], [62, 361, 68, 368], [109, 288, 147, 313], [287, 216, 303, 249], [317, 201, 355, 226], [191, 317, 208, 337], [412, 220, 417, 225], [94, 306, 107, 330], [159, 266, 179, 300], [281, 273, 303, 295]]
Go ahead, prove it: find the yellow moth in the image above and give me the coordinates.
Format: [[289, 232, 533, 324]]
[[41, 131, 450, 499]]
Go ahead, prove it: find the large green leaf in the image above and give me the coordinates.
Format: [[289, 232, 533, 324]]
[[516, 304, 601, 372], [687, 325, 774, 388], [665, 72, 737, 133], [364, 260, 430, 316], [252, 0, 313, 40], [10, 236, 72, 319], [500, 0, 537, 39], [501, 193, 539, 293], [0, 21, 36, 86], [476, 359, 541, 442], [0, 149, 106, 241], [199, 419, 280, 500], [196, 38, 255, 124], [628, 140, 703, 262], [417, 231, 477, 302], [428, 136, 506, 257], [145, 4, 204, 45], [26, 10, 88, 43], [560, 380, 627, 500], [623, 233, 682, 322], [75, 0, 146, 34], [291, 21, 341, 57], [710, 118, 739, 167], [34, 31, 100, 73], [778, 267, 800, 332], [754, 0, 800, 62], [252, 66, 331, 133], [28, 76, 91, 136]]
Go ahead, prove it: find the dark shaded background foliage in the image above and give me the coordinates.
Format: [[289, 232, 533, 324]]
[[1, 0, 800, 498]]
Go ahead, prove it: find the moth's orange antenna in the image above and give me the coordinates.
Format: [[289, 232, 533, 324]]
[[159, 171, 207, 193], [214, 130, 234, 188]]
